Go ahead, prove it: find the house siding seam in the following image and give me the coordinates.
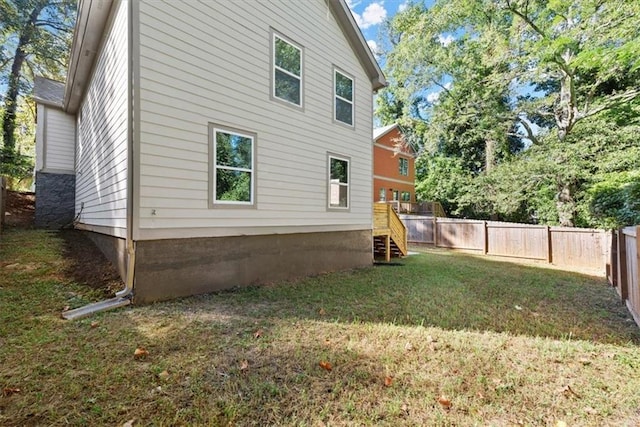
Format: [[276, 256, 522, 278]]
[[135, 0, 374, 238], [75, 0, 128, 230]]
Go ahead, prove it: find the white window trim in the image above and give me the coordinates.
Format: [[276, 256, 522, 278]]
[[272, 31, 303, 108], [327, 153, 351, 211], [209, 124, 257, 208], [333, 68, 354, 127]]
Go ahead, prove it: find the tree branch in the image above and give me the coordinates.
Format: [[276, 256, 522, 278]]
[[504, 0, 547, 38]]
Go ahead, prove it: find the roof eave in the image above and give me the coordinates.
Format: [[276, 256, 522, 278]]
[[328, 0, 387, 92], [63, 0, 114, 114]]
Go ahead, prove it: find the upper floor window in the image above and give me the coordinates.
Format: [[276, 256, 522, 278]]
[[273, 33, 302, 107], [211, 125, 255, 206], [334, 69, 354, 126], [399, 157, 409, 176], [328, 154, 350, 209]]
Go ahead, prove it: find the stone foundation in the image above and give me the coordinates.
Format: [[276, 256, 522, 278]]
[[35, 171, 75, 228]]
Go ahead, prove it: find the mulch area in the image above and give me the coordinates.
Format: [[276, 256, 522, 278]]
[[3, 191, 123, 294]]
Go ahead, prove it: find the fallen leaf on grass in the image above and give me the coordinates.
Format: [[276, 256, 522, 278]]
[[90, 321, 99, 328], [254, 329, 263, 339], [583, 406, 598, 415], [404, 342, 414, 352], [384, 376, 393, 387], [122, 419, 135, 427], [319, 361, 332, 372], [2, 387, 21, 397], [239, 360, 249, 372], [62, 305, 70, 312], [318, 308, 326, 316], [401, 403, 409, 414], [134, 347, 149, 359], [514, 305, 523, 311], [426, 335, 437, 343], [559, 385, 581, 399], [158, 370, 170, 381], [437, 395, 452, 409]]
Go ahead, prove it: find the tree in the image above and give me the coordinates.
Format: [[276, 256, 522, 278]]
[[379, 0, 640, 226], [0, 0, 75, 178]]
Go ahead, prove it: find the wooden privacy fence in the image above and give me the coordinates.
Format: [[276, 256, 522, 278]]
[[400, 216, 611, 274], [610, 226, 640, 326]]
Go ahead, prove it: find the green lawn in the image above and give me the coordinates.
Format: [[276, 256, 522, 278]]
[[1, 229, 639, 426]]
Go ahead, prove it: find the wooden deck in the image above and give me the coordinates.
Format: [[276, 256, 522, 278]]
[[373, 203, 408, 261]]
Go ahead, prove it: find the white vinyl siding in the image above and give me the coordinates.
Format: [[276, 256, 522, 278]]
[[35, 105, 76, 172], [136, 0, 373, 238], [75, 0, 128, 232]]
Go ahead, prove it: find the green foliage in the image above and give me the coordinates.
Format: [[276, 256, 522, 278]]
[[1, 0, 75, 183], [379, 0, 640, 227]]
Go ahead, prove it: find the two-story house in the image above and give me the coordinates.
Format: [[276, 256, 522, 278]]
[[34, 0, 385, 315], [373, 123, 416, 209]]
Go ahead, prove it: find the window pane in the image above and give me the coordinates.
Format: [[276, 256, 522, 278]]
[[335, 72, 352, 100], [275, 37, 300, 76], [216, 169, 251, 202], [216, 131, 252, 169], [275, 69, 301, 105], [335, 99, 353, 125], [330, 183, 348, 208], [330, 158, 348, 183]]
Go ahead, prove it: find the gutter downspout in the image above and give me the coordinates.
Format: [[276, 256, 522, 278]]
[[62, 0, 135, 320]]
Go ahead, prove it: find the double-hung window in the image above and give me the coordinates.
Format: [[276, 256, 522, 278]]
[[334, 69, 354, 126], [211, 125, 255, 206], [399, 157, 409, 176], [273, 32, 302, 107], [328, 154, 350, 209]]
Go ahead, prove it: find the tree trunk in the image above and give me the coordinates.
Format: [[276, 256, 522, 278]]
[[555, 182, 575, 227], [1, 3, 46, 164], [485, 138, 495, 172]]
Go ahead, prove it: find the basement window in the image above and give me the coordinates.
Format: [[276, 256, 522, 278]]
[[210, 124, 256, 207]]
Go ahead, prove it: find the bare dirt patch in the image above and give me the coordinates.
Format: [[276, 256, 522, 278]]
[[3, 191, 35, 228], [3, 190, 122, 295]]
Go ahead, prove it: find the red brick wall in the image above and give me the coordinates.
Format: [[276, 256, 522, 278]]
[[373, 127, 415, 202]]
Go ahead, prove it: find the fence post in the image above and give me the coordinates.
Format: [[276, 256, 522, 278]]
[[618, 229, 628, 301], [609, 230, 618, 288], [433, 217, 438, 248], [483, 221, 488, 254], [0, 176, 6, 233], [546, 226, 553, 264]]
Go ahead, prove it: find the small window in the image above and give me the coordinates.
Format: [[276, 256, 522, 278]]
[[273, 33, 302, 106], [334, 69, 354, 126], [328, 155, 349, 209], [399, 157, 409, 176], [378, 187, 386, 201], [211, 126, 255, 206], [401, 191, 411, 202]]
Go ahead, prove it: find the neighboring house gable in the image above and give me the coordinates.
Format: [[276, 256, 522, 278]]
[[33, 77, 76, 227], [38, 0, 386, 308], [373, 124, 416, 206]]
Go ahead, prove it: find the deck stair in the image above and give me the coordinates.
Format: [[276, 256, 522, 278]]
[[373, 203, 408, 261]]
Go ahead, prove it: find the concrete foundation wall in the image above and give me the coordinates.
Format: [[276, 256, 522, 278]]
[[84, 231, 128, 283], [133, 230, 373, 304], [35, 172, 75, 228]]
